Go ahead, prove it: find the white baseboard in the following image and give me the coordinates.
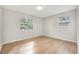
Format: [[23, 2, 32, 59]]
[[2, 34, 43, 45], [2, 34, 76, 45], [45, 34, 76, 43]]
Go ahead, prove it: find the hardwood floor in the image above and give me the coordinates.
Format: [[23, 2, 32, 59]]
[[0, 36, 77, 54]]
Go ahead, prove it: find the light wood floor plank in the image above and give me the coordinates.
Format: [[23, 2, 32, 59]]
[[0, 36, 77, 54]]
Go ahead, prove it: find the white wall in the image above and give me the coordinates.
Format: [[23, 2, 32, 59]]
[[0, 8, 2, 43], [1, 8, 77, 44], [2, 9, 43, 44], [77, 6, 79, 53], [0, 8, 2, 51], [44, 10, 76, 42]]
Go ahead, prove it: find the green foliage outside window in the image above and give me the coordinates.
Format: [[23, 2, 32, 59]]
[[20, 17, 33, 30]]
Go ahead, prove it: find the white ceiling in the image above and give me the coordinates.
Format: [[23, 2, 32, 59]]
[[2, 5, 77, 18]]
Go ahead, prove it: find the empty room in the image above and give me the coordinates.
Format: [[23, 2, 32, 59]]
[[0, 5, 78, 54]]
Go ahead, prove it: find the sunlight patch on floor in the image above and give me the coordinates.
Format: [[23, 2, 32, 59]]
[[10, 41, 35, 54]]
